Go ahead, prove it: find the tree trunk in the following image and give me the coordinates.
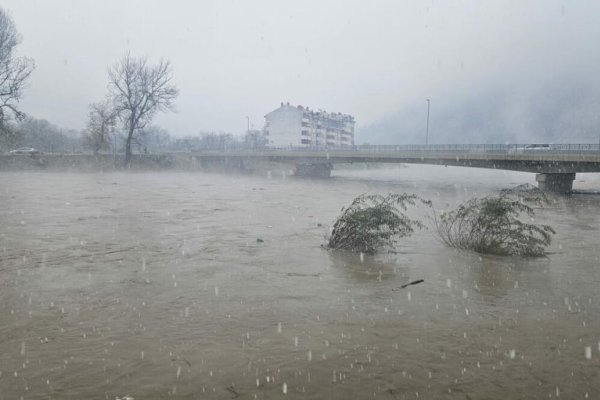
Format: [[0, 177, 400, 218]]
[[125, 117, 135, 164], [125, 132, 132, 164]]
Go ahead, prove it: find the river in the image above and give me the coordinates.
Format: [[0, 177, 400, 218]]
[[1, 166, 599, 399]]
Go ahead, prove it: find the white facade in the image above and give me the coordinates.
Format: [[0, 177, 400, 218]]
[[264, 103, 355, 147]]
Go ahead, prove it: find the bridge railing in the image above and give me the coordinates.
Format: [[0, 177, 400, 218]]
[[195, 144, 600, 155]]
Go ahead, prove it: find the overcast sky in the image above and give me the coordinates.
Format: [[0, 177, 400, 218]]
[[3, 0, 600, 139]]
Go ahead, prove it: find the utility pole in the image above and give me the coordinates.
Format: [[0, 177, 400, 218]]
[[246, 116, 250, 135], [426, 99, 430, 145]]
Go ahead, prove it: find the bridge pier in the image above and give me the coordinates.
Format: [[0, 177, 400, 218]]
[[535, 173, 575, 193], [294, 163, 332, 178]]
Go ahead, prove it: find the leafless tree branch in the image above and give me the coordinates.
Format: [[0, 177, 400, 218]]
[[107, 53, 178, 162], [0, 8, 34, 140], [81, 100, 117, 155]]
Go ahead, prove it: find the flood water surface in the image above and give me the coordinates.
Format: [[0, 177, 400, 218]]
[[1, 167, 600, 399]]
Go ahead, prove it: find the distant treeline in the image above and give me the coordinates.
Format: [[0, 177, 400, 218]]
[[1, 116, 267, 154]]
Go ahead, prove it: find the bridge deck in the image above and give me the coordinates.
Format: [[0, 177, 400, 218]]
[[193, 145, 600, 173]]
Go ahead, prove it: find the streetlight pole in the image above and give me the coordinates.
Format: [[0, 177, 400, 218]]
[[597, 113, 600, 151], [425, 99, 430, 145], [246, 116, 250, 135]]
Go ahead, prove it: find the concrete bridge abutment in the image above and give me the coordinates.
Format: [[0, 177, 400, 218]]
[[535, 173, 575, 193]]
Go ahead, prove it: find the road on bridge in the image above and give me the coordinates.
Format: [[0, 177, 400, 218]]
[[193, 144, 600, 192]]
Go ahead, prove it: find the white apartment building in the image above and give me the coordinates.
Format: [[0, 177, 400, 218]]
[[263, 102, 355, 147]]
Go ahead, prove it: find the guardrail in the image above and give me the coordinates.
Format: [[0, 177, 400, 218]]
[[195, 144, 600, 155]]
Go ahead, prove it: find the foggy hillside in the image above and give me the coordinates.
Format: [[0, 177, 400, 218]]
[[358, 75, 600, 145]]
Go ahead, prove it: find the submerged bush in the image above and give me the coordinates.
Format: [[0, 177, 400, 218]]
[[327, 193, 431, 254], [434, 191, 555, 257], [499, 183, 552, 204]]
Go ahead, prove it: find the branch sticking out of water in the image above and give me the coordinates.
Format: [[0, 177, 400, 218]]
[[392, 279, 425, 290]]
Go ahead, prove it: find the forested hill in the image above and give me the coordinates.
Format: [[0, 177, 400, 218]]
[[358, 77, 600, 145]]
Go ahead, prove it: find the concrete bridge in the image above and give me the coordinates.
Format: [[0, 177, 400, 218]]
[[193, 144, 600, 193]]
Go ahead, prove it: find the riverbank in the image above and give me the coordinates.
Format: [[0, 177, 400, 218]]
[[0, 153, 196, 171], [0, 153, 386, 176]]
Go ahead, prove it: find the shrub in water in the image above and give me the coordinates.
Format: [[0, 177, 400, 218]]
[[327, 193, 431, 254], [434, 191, 555, 257]]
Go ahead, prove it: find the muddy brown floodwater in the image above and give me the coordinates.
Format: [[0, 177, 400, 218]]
[[1, 166, 600, 399]]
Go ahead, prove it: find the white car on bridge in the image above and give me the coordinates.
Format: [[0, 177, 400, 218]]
[[509, 144, 555, 154], [9, 147, 42, 155]]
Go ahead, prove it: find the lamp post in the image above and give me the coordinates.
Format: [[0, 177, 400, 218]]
[[597, 113, 600, 152], [246, 116, 250, 135], [425, 99, 430, 145]]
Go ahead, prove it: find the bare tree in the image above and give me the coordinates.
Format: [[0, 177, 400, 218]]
[[135, 125, 171, 153], [16, 117, 73, 153], [108, 53, 178, 162], [244, 129, 268, 149], [0, 8, 34, 142], [82, 101, 117, 155]]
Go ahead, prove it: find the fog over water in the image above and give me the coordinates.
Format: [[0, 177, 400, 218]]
[[1, 167, 599, 399]]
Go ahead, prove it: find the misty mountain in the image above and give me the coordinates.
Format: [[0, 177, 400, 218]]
[[358, 76, 600, 145]]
